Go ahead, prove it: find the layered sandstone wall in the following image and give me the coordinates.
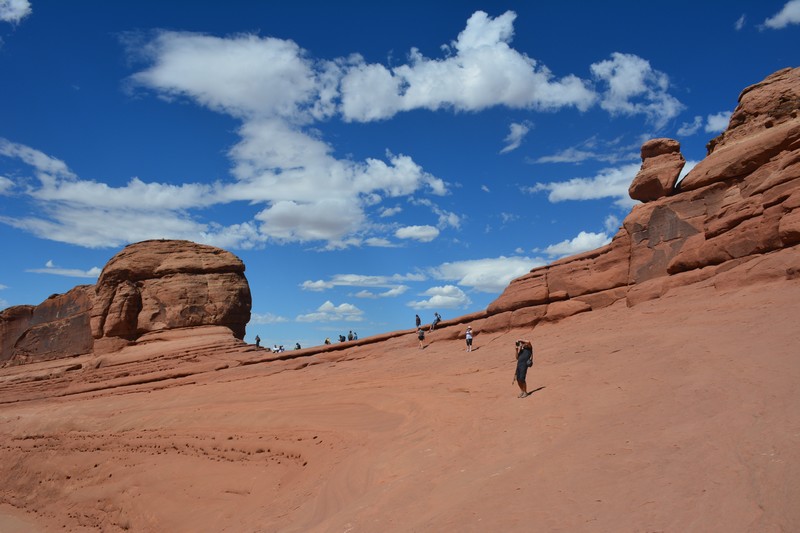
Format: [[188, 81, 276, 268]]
[[479, 67, 800, 334]]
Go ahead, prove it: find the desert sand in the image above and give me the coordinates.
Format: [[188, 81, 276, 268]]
[[1, 275, 799, 532]]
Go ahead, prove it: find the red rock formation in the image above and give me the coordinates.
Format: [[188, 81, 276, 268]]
[[485, 66, 800, 331], [0, 287, 94, 365], [0, 240, 252, 363], [628, 138, 686, 202], [91, 240, 251, 352]]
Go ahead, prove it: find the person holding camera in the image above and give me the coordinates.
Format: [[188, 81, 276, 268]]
[[513, 339, 534, 398]]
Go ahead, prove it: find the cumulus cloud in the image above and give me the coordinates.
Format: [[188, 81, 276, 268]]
[[590, 52, 684, 129], [296, 300, 364, 322], [340, 11, 597, 122], [500, 122, 531, 154], [529, 162, 642, 208], [0, 11, 684, 252], [431, 256, 543, 293], [0, 0, 31, 24], [762, 0, 800, 29], [539, 231, 611, 258], [705, 111, 732, 133], [735, 14, 747, 30], [408, 285, 471, 309], [395, 225, 440, 242], [129, 32, 321, 121]]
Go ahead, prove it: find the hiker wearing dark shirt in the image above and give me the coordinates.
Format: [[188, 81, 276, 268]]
[[513, 339, 534, 398]]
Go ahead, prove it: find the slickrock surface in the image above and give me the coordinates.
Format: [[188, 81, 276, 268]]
[[0, 280, 798, 532]]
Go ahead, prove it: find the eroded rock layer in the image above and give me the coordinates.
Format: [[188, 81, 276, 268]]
[[482, 66, 800, 332]]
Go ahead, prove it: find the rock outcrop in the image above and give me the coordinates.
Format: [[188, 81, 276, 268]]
[[0, 286, 94, 365], [628, 138, 685, 202], [482, 66, 800, 332], [0, 240, 252, 363], [91, 240, 251, 352]]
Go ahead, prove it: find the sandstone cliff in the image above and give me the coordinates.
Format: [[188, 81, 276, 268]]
[[479, 66, 800, 333]]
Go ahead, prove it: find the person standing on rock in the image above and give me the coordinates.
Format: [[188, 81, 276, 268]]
[[417, 327, 425, 349], [513, 339, 534, 398], [255, 335, 261, 348], [430, 312, 441, 331], [465, 326, 473, 352], [415, 314, 421, 329]]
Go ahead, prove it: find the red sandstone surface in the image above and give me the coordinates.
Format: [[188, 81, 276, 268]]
[[0, 67, 798, 532]]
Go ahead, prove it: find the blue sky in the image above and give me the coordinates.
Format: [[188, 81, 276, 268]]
[[1, 1, 799, 349]]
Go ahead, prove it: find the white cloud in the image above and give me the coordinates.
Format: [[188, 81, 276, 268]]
[[705, 111, 732, 133], [677, 115, 703, 136], [431, 256, 543, 293], [300, 273, 422, 300], [604, 214, 621, 234], [0, 0, 30, 24], [296, 300, 364, 322], [539, 231, 611, 258], [364, 237, 396, 247], [0, 138, 75, 180], [0, 175, 12, 194], [340, 11, 597, 122], [481, 185, 490, 193], [0, 12, 684, 252], [590, 52, 684, 129], [407, 285, 471, 309], [529, 162, 641, 208], [395, 225, 440, 242], [250, 312, 288, 324], [255, 198, 365, 243], [25, 261, 102, 279], [130, 32, 320, 121], [735, 14, 747, 30], [410, 198, 461, 229], [535, 147, 597, 164], [763, 0, 800, 29], [380, 206, 402, 217], [301, 279, 333, 291], [500, 212, 518, 224], [500, 122, 531, 154], [533, 136, 639, 164], [354, 285, 409, 298]]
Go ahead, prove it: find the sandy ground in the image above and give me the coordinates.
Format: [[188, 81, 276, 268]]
[[1, 278, 799, 532]]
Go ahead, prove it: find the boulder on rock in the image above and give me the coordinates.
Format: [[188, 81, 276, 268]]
[[628, 138, 686, 202]]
